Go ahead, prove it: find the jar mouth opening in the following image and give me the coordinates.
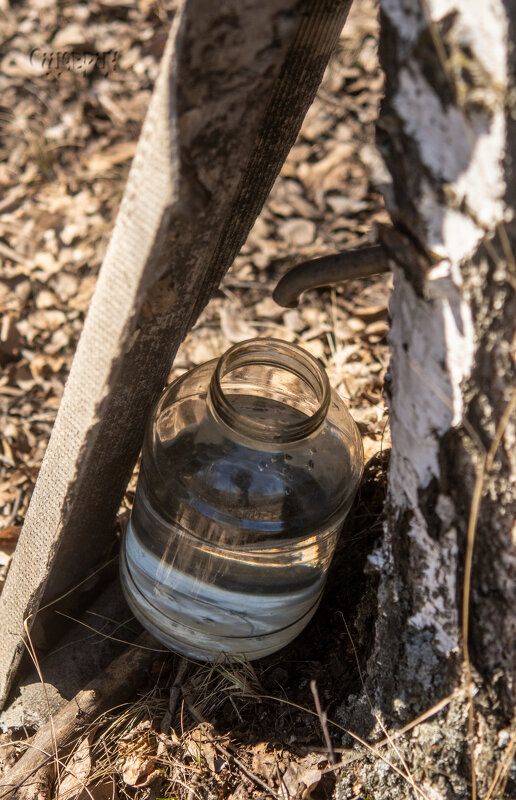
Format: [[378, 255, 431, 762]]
[[209, 338, 330, 443]]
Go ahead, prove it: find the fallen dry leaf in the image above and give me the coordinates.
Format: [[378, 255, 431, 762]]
[[86, 141, 137, 174], [278, 218, 316, 247], [117, 720, 161, 788], [120, 753, 158, 787], [219, 305, 256, 343], [83, 781, 118, 800], [277, 757, 324, 800], [0, 525, 21, 557], [0, 315, 21, 363], [68, 275, 97, 312], [0, 732, 17, 778], [251, 742, 277, 778], [57, 734, 92, 800]]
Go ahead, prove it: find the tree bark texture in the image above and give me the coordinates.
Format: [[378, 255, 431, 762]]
[[0, 0, 352, 708], [338, 2, 516, 798]]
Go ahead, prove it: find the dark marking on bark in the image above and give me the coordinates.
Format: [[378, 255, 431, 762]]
[[415, 16, 457, 107], [417, 476, 441, 541], [376, 15, 449, 270], [376, 223, 432, 296], [390, 507, 414, 606]]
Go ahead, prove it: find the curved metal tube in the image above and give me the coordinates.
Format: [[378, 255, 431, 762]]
[[272, 245, 391, 308]]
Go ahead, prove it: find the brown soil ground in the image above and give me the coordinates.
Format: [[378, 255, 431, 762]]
[[0, 0, 393, 797]]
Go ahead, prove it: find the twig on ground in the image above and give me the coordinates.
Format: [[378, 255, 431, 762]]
[[0, 241, 30, 267], [0, 741, 98, 800], [0, 631, 161, 799], [310, 680, 335, 765], [161, 657, 189, 733]]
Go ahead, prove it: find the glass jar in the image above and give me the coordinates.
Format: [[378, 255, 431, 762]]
[[120, 338, 363, 661]]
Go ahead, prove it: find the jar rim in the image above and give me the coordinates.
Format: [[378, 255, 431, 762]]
[[208, 338, 331, 443]]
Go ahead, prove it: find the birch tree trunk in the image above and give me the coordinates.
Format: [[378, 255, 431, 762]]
[[339, 1, 516, 798]]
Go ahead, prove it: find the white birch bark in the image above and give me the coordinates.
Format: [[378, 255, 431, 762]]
[[338, 2, 516, 797]]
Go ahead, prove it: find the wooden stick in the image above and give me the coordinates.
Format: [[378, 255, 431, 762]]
[[0, 632, 161, 799]]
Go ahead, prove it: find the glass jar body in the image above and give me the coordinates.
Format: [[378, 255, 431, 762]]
[[120, 339, 363, 661]]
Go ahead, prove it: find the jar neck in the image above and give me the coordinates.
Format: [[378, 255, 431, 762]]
[[208, 338, 330, 444]]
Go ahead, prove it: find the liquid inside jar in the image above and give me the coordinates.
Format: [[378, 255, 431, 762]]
[[120, 340, 363, 661]]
